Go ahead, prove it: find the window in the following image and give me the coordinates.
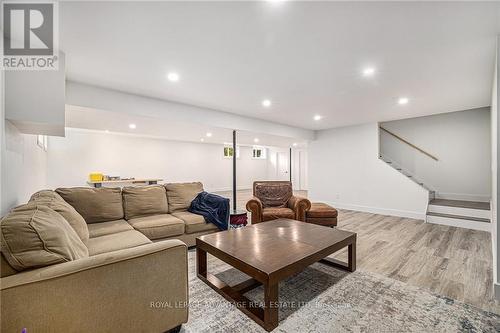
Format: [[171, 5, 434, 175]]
[[252, 147, 266, 159], [224, 146, 233, 157], [37, 135, 48, 151], [223, 145, 240, 158]]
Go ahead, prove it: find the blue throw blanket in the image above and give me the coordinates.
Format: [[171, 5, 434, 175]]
[[188, 191, 230, 230]]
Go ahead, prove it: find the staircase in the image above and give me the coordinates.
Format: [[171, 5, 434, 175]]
[[379, 126, 492, 231], [381, 154, 491, 231], [426, 199, 491, 232], [379, 155, 435, 200]]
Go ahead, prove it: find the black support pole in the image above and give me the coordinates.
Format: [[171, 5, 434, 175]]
[[289, 147, 292, 183], [233, 130, 237, 212]]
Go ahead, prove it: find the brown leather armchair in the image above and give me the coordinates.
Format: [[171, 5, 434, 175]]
[[246, 181, 311, 224]]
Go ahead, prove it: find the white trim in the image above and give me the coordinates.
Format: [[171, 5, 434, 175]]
[[426, 214, 491, 232], [320, 201, 426, 220]]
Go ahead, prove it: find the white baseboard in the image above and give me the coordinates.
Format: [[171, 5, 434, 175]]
[[435, 192, 491, 202], [322, 201, 426, 220]]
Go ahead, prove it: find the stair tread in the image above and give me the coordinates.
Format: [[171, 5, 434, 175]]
[[427, 212, 490, 223], [429, 199, 490, 210]]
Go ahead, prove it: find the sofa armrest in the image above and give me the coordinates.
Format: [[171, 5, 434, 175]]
[[287, 196, 312, 222], [246, 196, 263, 224], [1, 240, 188, 333]]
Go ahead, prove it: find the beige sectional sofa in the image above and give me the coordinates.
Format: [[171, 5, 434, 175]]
[[0, 182, 219, 333]]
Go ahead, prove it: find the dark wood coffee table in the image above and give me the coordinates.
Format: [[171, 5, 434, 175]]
[[196, 218, 356, 331]]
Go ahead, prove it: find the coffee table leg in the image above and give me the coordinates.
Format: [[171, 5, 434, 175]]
[[348, 243, 356, 272], [263, 283, 278, 331], [319, 239, 357, 272], [197, 247, 207, 277]]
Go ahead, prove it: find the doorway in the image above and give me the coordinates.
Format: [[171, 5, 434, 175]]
[[276, 152, 289, 181]]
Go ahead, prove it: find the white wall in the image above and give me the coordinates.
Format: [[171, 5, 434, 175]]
[[1, 121, 48, 215], [492, 37, 499, 299], [5, 53, 66, 136], [308, 123, 429, 219], [46, 129, 275, 192], [381, 107, 491, 201]]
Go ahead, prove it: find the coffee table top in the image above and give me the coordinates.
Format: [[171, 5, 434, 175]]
[[197, 219, 356, 278]]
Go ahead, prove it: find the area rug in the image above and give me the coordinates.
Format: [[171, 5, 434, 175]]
[[181, 250, 499, 332]]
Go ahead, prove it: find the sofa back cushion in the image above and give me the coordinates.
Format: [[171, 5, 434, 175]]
[[122, 185, 169, 220], [253, 181, 293, 208], [30, 189, 64, 202], [28, 190, 89, 242], [165, 182, 203, 212], [56, 187, 124, 223], [0, 205, 88, 271]]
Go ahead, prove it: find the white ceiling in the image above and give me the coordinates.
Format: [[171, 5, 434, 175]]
[[66, 105, 307, 148], [60, 1, 500, 130]]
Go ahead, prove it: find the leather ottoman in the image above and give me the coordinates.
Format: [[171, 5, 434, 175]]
[[305, 202, 338, 227]]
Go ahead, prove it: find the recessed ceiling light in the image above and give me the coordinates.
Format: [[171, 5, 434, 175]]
[[254, 138, 259, 143], [200, 138, 204, 142], [398, 97, 409, 105], [167, 72, 180, 82], [292, 143, 297, 147], [129, 124, 136, 129], [262, 99, 272, 108], [313, 115, 322, 121], [206, 132, 212, 137], [362, 67, 376, 77]]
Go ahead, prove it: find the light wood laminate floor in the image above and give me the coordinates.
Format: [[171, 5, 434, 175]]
[[213, 190, 499, 314], [332, 210, 498, 314]]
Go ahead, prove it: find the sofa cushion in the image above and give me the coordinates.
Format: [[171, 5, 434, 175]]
[[262, 207, 295, 221], [87, 219, 134, 238], [30, 189, 65, 202], [28, 191, 89, 242], [56, 187, 124, 223], [165, 182, 203, 212], [254, 181, 293, 208], [122, 185, 169, 220], [128, 214, 185, 240], [86, 230, 152, 256], [1, 253, 17, 277], [172, 211, 219, 234], [0, 205, 88, 271]]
